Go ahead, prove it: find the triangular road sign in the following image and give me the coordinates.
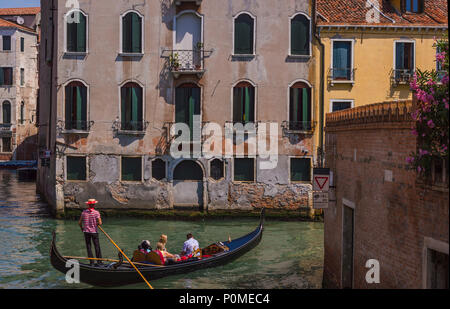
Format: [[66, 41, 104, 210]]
[[314, 176, 329, 190]]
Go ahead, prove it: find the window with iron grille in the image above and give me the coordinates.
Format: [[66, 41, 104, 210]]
[[210, 159, 224, 180], [234, 158, 255, 182], [66, 156, 87, 181], [290, 158, 311, 182], [121, 82, 143, 131], [121, 156, 142, 181]]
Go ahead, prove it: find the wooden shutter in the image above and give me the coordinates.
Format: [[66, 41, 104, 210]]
[[77, 13, 86, 52], [234, 14, 254, 54], [122, 14, 132, 53], [291, 15, 309, 55], [333, 41, 351, 79], [2, 102, 11, 124], [0, 68, 4, 85], [65, 85, 73, 129], [67, 15, 76, 52], [131, 13, 142, 53]]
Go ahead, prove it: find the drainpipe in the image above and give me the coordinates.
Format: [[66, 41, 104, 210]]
[[312, 0, 325, 167]]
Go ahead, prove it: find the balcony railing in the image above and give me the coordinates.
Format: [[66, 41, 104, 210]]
[[282, 121, 315, 134], [0, 123, 12, 137], [64, 120, 93, 132], [162, 48, 213, 78], [113, 120, 149, 135], [328, 67, 355, 85], [175, 0, 202, 5], [391, 69, 414, 86]]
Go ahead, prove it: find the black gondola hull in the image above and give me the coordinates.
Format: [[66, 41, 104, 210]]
[[50, 209, 265, 287]]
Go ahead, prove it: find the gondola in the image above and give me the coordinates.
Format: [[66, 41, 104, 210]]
[[50, 208, 265, 287]]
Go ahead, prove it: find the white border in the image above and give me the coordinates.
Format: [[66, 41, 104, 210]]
[[329, 99, 355, 113], [330, 38, 355, 83], [119, 9, 144, 55], [63, 9, 89, 54], [232, 11, 256, 57], [288, 12, 312, 57], [422, 237, 449, 289], [393, 39, 416, 72]]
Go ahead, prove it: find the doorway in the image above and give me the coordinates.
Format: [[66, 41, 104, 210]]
[[342, 204, 354, 288], [173, 160, 204, 209]]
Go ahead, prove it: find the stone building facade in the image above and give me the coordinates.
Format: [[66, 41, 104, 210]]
[[37, 0, 320, 216], [323, 100, 448, 288], [0, 8, 40, 160]]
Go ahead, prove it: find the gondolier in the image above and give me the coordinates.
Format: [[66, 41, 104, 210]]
[[78, 199, 103, 266]]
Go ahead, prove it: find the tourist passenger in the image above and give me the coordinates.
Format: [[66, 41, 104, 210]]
[[78, 199, 103, 266], [159, 234, 168, 251], [139, 240, 152, 254], [181, 233, 200, 257]]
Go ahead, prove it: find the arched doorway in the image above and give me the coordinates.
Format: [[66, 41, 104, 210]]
[[173, 160, 204, 209]]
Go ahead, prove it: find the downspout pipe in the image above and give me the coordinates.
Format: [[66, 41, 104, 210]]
[[312, 0, 325, 167]]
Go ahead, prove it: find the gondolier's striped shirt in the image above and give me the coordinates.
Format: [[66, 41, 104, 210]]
[[81, 209, 101, 233]]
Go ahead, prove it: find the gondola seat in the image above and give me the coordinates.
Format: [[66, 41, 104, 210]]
[[132, 250, 147, 263], [145, 251, 164, 265]]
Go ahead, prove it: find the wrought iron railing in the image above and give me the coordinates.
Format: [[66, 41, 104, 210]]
[[62, 120, 94, 132], [0, 123, 12, 131], [282, 121, 315, 132], [391, 69, 414, 85], [168, 49, 204, 72], [117, 121, 148, 132], [329, 67, 355, 82]]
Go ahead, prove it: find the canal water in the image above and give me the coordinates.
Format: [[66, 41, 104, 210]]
[[0, 170, 324, 289]]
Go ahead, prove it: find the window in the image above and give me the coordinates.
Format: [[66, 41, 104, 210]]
[[2, 101, 11, 124], [290, 158, 311, 182], [234, 13, 255, 55], [2, 35, 11, 51], [436, 46, 446, 81], [426, 249, 449, 289], [66, 10, 87, 53], [395, 41, 415, 80], [331, 100, 353, 112], [290, 14, 310, 56], [210, 159, 224, 180], [152, 159, 166, 181], [20, 68, 25, 86], [20, 37, 24, 52], [234, 158, 255, 182], [289, 81, 312, 131], [121, 156, 142, 181], [20, 101, 24, 124], [0, 68, 13, 86], [175, 83, 201, 138], [122, 11, 142, 54], [233, 81, 255, 124], [1, 137, 12, 152], [173, 160, 203, 181], [65, 81, 88, 130], [404, 0, 424, 13], [66, 156, 87, 181], [332, 40, 353, 80], [121, 82, 144, 131]]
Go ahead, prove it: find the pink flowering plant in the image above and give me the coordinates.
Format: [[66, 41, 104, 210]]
[[408, 37, 449, 177]]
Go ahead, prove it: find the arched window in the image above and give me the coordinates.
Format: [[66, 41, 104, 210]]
[[66, 10, 87, 53], [20, 101, 24, 124], [234, 13, 255, 55], [65, 81, 88, 130], [290, 13, 310, 56], [233, 81, 255, 124], [173, 160, 203, 181], [121, 82, 143, 131], [2, 101, 11, 124], [289, 81, 312, 131], [122, 11, 143, 53]]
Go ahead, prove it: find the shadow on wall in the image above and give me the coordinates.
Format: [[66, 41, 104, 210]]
[[14, 134, 38, 161]]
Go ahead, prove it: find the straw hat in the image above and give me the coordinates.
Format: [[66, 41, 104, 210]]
[[85, 198, 98, 205]]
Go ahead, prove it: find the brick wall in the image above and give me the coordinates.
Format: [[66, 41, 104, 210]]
[[323, 100, 449, 288]]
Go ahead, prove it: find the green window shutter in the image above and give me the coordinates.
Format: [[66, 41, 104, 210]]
[[0, 68, 4, 85], [130, 86, 143, 130], [65, 86, 73, 129], [233, 87, 242, 123], [175, 87, 187, 124], [122, 14, 132, 53], [395, 42, 404, 70], [291, 158, 311, 182], [291, 15, 309, 55], [77, 13, 86, 52], [75, 86, 82, 129], [290, 88, 299, 123], [2, 102, 11, 124], [235, 14, 253, 54], [302, 88, 309, 123], [131, 13, 142, 53], [121, 87, 129, 129], [67, 17, 76, 52]]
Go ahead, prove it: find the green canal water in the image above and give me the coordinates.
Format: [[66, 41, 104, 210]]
[[0, 170, 324, 289]]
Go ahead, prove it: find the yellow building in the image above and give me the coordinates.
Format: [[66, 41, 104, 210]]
[[316, 0, 447, 113]]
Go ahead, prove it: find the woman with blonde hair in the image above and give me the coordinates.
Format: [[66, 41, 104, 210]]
[[159, 234, 168, 251]]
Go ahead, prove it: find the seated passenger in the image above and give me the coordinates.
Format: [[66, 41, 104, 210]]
[[181, 233, 200, 257], [156, 242, 180, 264], [132, 240, 152, 262]]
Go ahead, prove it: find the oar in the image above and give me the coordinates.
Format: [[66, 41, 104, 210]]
[[98, 226, 154, 289]]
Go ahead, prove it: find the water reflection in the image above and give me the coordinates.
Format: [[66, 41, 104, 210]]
[[0, 170, 324, 289]]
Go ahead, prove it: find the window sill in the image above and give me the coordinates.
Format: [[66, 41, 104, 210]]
[[66, 179, 88, 183], [287, 54, 311, 59], [330, 79, 354, 86], [61, 130, 90, 135], [231, 54, 256, 60], [117, 130, 146, 136], [118, 52, 144, 57], [64, 51, 88, 56]]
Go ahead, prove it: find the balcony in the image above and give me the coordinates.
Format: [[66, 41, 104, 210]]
[[391, 69, 414, 86], [113, 120, 148, 136], [57, 120, 93, 134], [282, 121, 315, 135], [162, 49, 212, 78], [328, 68, 355, 86], [0, 123, 12, 137]]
